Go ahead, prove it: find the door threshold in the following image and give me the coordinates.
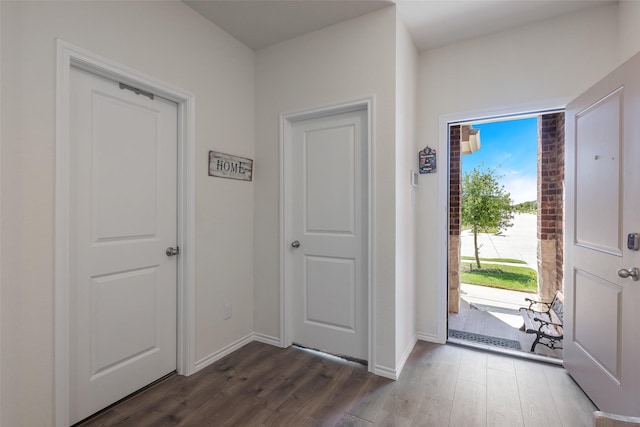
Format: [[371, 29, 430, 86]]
[[447, 337, 563, 366], [293, 343, 368, 366]]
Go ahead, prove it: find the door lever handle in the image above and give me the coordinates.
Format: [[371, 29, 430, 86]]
[[617, 267, 639, 281]]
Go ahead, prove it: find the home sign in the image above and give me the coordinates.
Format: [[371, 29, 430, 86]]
[[208, 151, 253, 181]]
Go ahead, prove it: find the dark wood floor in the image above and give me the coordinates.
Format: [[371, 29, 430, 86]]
[[78, 340, 596, 427]]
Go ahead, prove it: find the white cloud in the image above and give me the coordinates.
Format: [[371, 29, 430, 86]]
[[501, 175, 537, 204]]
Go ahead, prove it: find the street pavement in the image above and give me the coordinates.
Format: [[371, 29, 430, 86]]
[[460, 213, 537, 268], [459, 213, 539, 319]]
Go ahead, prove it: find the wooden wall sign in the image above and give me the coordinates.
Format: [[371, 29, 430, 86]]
[[419, 146, 436, 174], [208, 151, 253, 181]]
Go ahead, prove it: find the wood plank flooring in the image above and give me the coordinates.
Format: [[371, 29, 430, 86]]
[[77, 340, 596, 427]]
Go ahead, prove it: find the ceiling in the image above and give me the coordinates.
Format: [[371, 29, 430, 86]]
[[399, 0, 616, 51], [184, 0, 616, 52]]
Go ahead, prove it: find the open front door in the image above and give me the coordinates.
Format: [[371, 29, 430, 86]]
[[565, 52, 640, 415]]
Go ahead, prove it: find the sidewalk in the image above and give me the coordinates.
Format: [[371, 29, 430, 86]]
[[458, 213, 539, 327], [460, 213, 537, 269], [459, 282, 531, 311]]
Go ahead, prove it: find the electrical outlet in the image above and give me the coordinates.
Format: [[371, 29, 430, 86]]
[[224, 303, 232, 320]]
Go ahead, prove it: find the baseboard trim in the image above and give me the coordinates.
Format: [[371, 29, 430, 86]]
[[193, 332, 281, 373], [395, 334, 418, 379], [192, 332, 430, 380], [416, 331, 444, 344], [252, 333, 281, 347], [194, 334, 254, 373], [373, 364, 398, 380], [371, 335, 416, 381]]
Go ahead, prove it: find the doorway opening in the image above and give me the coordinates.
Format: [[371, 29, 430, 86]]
[[447, 112, 565, 361]]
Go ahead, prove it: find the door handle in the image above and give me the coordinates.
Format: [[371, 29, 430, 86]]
[[166, 246, 180, 257], [291, 240, 300, 249], [617, 267, 639, 281]]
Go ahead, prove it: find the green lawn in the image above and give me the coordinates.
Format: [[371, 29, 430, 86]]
[[460, 263, 537, 293], [461, 256, 527, 265], [461, 225, 499, 234]]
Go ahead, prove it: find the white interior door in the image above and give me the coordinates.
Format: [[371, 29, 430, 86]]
[[290, 108, 368, 360], [69, 67, 178, 424], [565, 52, 640, 416]]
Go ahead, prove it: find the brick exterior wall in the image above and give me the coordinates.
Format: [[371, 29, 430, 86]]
[[556, 114, 565, 288], [448, 125, 461, 313], [450, 125, 461, 237], [537, 113, 565, 299]]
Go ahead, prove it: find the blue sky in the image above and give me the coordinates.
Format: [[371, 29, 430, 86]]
[[462, 117, 538, 204]]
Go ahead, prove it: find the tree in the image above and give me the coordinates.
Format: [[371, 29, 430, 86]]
[[461, 165, 514, 269], [514, 200, 537, 214]]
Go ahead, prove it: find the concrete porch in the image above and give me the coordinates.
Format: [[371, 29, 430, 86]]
[[448, 283, 562, 360]]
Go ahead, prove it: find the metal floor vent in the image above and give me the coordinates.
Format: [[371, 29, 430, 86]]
[[449, 329, 522, 350]]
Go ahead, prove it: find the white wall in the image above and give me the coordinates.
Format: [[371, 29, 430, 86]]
[[254, 7, 399, 372], [0, 2, 255, 425], [415, 4, 620, 338], [619, 1, 640, 63], [394, 16, 418, 367], [0, 2, 3, 423]]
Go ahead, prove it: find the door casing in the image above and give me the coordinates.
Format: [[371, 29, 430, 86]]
[[279, 98, 375, 373], [54, 40, 196, 427], [436, 100, 569, 344]]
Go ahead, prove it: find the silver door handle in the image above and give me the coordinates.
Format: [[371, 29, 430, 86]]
[[166, 246, 180, 256], [291, 240, 300, 249], [617, 267, 639, 281]]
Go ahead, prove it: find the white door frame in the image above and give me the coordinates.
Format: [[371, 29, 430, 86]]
[[436, 99, 568, 344], [54, 40, 196, 427], [279, 97, 375, 372]]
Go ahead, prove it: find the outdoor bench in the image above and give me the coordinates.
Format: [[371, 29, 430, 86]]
[[519, 290, 564, 352]]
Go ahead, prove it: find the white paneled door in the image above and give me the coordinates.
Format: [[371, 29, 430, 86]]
[[290, 109, 368, 361], [69, 67, 178, 424], [565, 52, 640, 415]]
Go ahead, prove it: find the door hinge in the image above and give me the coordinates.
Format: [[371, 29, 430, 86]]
[[119, 82, 154, 100]]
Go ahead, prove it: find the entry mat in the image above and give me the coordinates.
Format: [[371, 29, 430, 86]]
[[449, 329, 522, 350]]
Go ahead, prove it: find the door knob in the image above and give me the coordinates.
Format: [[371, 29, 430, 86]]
[[166, 246, 180, 256], [291, 240, 300, 249], [617, 267, 639, 281]]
